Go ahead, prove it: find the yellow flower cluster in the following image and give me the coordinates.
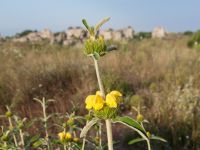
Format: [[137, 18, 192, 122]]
[[85, 91, 122, 111], [58, 132, 72, 142]]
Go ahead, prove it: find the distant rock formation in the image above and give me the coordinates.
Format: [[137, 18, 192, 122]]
[[152, 27, 167, 38], [12, 29, 54, 43], [0, 26, 171, 45], [100, 26, 134, 41]]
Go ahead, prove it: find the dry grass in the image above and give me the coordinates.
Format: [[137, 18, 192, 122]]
[[0, 35, 200, 149]]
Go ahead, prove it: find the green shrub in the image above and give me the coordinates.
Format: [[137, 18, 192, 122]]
[[16, 29, 37, 37], [134, 32, 151, 40], [187, 31, 200, 48]]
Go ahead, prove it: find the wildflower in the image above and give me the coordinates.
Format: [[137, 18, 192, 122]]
[[65, 132, 72, 140], [136, 114, 144, 122], [5, 111, 12, 118], [106, 91, 122, 108], [85, 94, 104, 111], [93, 95, 105, 111], [58, 132, 72, 142], [58, 132, 66, 141], [85, 95, 95, 110]]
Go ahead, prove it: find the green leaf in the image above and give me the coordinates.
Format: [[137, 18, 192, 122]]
[[95, 17, 110, 31], [80, 118, 99, 138], [150, 135, 167, 142], [93, 52, 100, 60], [113, 116, 145, 133], [113, 116, 151, 150], [128, 138, 146, 145], [128, 135, 167, 145], [32, 139, 43, 148], [82, 19, 90, 31]]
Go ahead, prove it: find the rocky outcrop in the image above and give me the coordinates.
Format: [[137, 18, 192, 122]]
[[39, 29, 54, 40], [122, 26, 134, 39], [100, 27, 134, 41], [65, 27, 87, 40], [10, 26, 135, 45], [152, 27, 167, 38], [100, 29, 113, 40]]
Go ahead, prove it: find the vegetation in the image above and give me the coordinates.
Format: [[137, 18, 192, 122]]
[[0, 25, 200, 149], [188, 31, 200, 49]]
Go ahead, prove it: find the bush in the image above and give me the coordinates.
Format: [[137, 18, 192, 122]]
[[134, 32, 151, 40], [16, 29, 37, 37], [183, 31, 193, 36], [187, 31, 200, 48]]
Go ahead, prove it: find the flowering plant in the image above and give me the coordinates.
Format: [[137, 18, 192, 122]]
[[80, 17, 165, 150]]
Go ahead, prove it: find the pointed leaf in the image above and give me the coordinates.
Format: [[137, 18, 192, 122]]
[[80, 118, 99, 138], [113, 116, 151, 149], [128, 135, 167, 145], [82, 19, 90, 31], [128, 138, 146, 145], [113, 116, 145, 133], [95, 17, 110, 31], [93, 52, 100, 60], [150, 135, 167, 142]]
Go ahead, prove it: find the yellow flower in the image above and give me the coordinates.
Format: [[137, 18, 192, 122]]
[[85, 95, 95, 110], [106, 91, 122, 108], [106, 94, 117, 108], [93, 95, 104, 111], [58, 132, 65, 141], [58, 132, 72, 141], [96, 91, 102, 96], [110, 91, 122, 97], [85, 92, 105, 111], [65, 132, 72, 140]]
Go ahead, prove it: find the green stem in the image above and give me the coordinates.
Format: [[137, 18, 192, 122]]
[[93, 57, 113, 150]]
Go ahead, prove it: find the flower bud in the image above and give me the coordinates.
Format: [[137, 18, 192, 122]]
[[1, 134, 9, 141], [62, 122, 67, 128], [146, 131, 151, 138], [67, 118, 74, 126], [73, 137, 80, 143], [5, 111, 12, 118], [136, 114, 144, 122]]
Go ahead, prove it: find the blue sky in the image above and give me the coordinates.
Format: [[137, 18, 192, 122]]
[[0, 0, 200, 36]]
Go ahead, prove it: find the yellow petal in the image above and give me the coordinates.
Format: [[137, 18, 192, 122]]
[[65, 132, 72, 140], [106, 94, 117, 108], [85, 95, 95, 110], [93, 95, 104, 111], [58, 132, 65, 141], [96, 91, 102, 96], [110, 91, 122, 97]]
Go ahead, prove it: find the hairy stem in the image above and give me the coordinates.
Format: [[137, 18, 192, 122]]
[[6, 106, 18, 148], [19, 129, 25, 150], [93, 57, 113, 150], [42, 98, 50, 150]]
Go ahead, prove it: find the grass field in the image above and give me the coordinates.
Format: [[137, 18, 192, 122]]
[[0, 34, 200, 149]]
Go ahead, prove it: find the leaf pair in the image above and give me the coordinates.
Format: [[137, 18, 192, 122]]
[[82, 17, 110, 36]]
